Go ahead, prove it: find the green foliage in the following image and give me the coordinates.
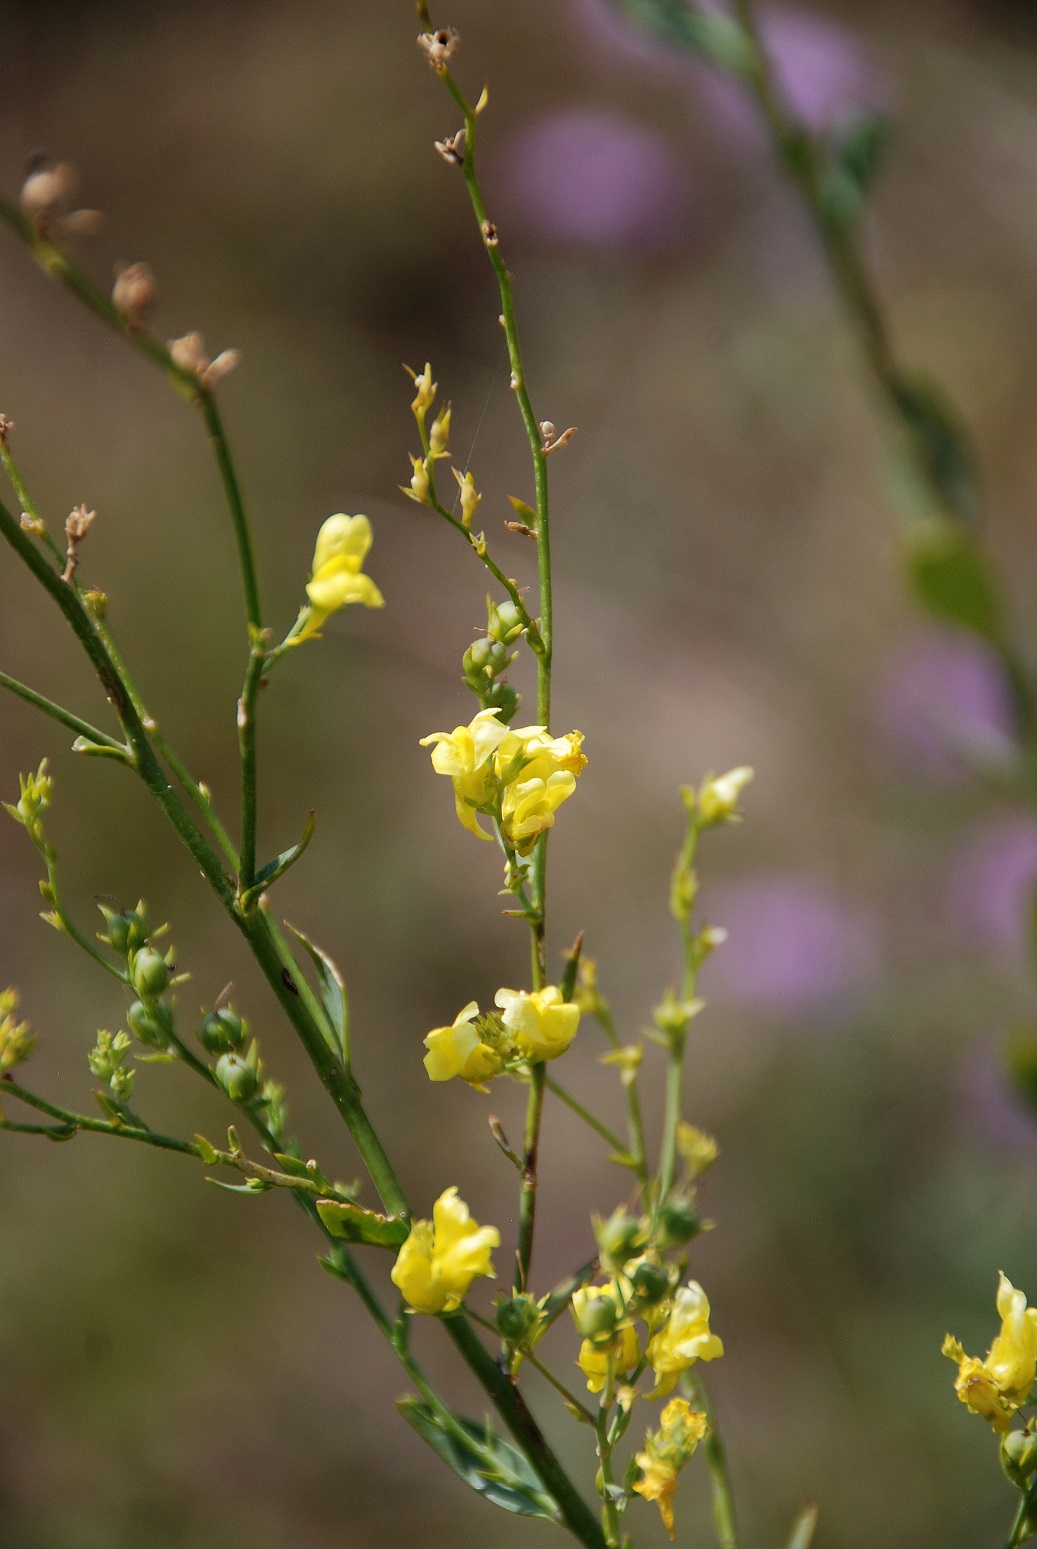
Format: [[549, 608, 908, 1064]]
[[397, 1400, 560, 1521], [904, 524, 1003, 643]]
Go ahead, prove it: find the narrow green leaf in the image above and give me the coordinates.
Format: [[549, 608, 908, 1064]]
[[787, 1503, 819, 1549], [316, 1197, 409, 1248], [71, 736, 133, 765], [285, 922, 349, 1063], [207, 1176, 271, 1195], [240, 811, 316, 910], [905, 525, 1002, 643], [507, 496, 538, 527], [892, 375, 980, 524], [397, 1399, 559, 1520], [193, 1133, 219, 1165]]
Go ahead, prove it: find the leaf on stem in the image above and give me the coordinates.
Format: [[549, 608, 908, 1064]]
[[71, 735, 133, 765], [397, 1399, 559, 1520], [285, 922, 349, 1063], [316, 1197, 409, 1248], [904, 524, 1002, 643], [786, 1503, 819, 1549], [240, 811, 316, 910]]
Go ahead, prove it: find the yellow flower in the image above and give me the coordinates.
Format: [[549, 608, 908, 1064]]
[[494, 986, 579, 1061], [420, 708, 509, 840], [0, 988, 34, 1069], [697, 766, 753, 827], [646, 1282, 724, 1397], [495, 726, 587, 854], [402, 453, 431, 505], [634, 1398, 708, 1540], [408, 361, 436, 420], [295, 514, 385, 642], [943, 1273, 1037, 1431], [577, 1324, 640, 1393], [390, 1186, 500, 1314], [452, 466, 481, 529], [675, 1122, 719, 1179], [429, 404, 452, 459], [423, 1001, 501, 1086], [571, 1283, 641, 1393]]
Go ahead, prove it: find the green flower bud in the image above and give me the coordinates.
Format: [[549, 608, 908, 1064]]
[[1002, 1429, 1037, 1485], [487, 598, 524, 645], [128, 999, 172, 1050], [574, 1292, 618, 1343], [496, 1292, 541, 1347], [594, 1207, 646, 1272], [102, 908, 148, 956], [198, 1007, 246, 1055], [655, 1195, 703, 1249], [215, 1051, 260, 1103], [483, 679, 519, 722], [629, 1258, 671, 1307], [463, 638, 495, 678], [130, 947, 169, 997]]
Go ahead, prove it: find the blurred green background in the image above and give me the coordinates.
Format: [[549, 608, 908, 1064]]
[[4, 0, 1037, 1543]]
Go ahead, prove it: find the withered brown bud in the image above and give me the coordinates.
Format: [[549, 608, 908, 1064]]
[[417, 27, 459, 72], [112, 262, 158, 329]]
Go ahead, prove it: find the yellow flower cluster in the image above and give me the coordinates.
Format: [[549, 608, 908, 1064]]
[[293, 514, 385, 643], [943, 1273, 1037, 1431], [420, 709, 586, 851], [0, 988, 34, 1069], [633, 1398, 708, 1540], [423, 987, 580, 1087], [571, 1274, 722, 1397], [390, 1187, 500, 1314]]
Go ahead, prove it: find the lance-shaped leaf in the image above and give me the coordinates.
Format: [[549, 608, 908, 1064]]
[[240, 811, 316, 911], [285, 922, 349, 1063], [905, 524, 1002, 643], [892, 375, 980, 526], [397, 1399, 559, 1521], [316, 1197, 409, 1248], [71, 735, 133, 765], [786, 1503, 819, 1549]]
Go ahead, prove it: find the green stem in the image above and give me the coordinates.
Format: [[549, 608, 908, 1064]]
[[595, 1001, 650, 1196], [544, 1073, 627, 1155], [0, 668, 127, 753], [443, 1314, 607, 1549], [689, 1372, 740, 1549], [515, 1059, 546, 1294], [199, 395, 262, 633], [595, 1355, 621, 1549], [237, 643, 266, 892]]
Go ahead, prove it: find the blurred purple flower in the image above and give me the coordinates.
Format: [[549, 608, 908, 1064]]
[[494, 109, 690, 250], [949, 818, 1037, 960], [703, 874, 879, 1013], [572, 1, 888, 142], [875, 630, 1016, 783]]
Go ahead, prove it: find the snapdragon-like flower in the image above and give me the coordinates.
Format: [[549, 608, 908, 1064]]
[[390, 1187, 499, 1314], [943, 1273, 1037, 1431], [420, 708, 510, 839], [646, 1281, 724, 1396], [423, 1001, 501, 1086], [633, 1398, 708, 1540], [495, 725, 587, 854], [293, 514, 385, 643], [495, 985, 580, 1061]]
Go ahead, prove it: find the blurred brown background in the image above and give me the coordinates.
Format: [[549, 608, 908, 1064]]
[[3, 0, 1037, 1543]]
